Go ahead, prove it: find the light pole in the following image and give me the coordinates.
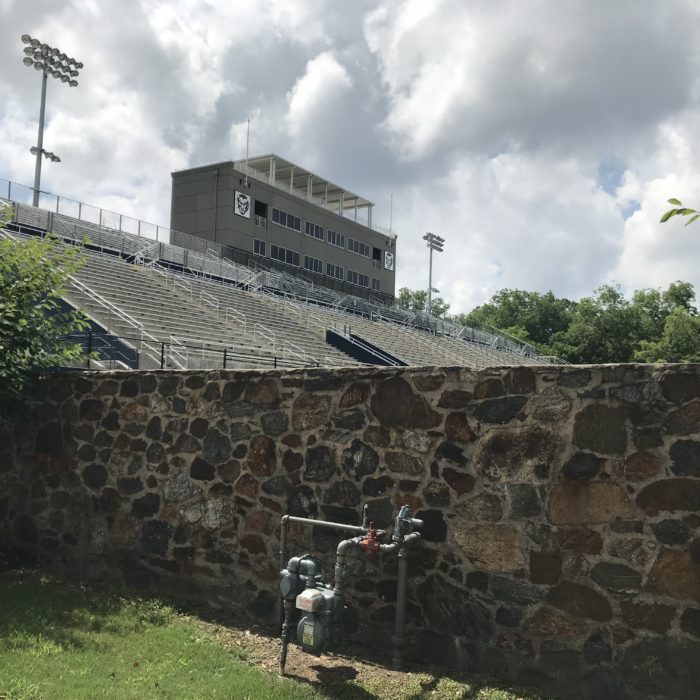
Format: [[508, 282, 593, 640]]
[[422, 232, 444, 316], [21, 34, 83, 207]]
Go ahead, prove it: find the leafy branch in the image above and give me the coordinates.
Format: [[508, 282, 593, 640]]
[[660, 198, 700, 226]]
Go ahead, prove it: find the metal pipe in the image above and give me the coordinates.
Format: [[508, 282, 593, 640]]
[[278, 598, 294, 675], [32, 69, 48, 207], [333, 537, 362, 597], [391, 532, 421, 669], [277, 514, 368, 629]]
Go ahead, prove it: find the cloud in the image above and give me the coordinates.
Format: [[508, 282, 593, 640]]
[[286, 52, 353, 139], [392, 150, 624, 310], [365, 0, 700, 160], [2, 0, 700, 316]]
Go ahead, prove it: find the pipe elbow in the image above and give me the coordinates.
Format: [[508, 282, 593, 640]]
[[336, 537, 361, 556], [403, 532, 421, 547], [379, 542, 400, 555]]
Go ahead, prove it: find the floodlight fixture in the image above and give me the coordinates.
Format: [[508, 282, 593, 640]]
[[29, 146, 61, 163], [423, 232, 445, 316], [20, 34, 83, 205]]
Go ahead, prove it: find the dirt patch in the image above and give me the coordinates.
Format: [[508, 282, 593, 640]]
[[187, 613, 550, 700]]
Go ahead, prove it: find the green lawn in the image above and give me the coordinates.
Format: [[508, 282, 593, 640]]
[[0, 572, 320, 700], [0, 570, 548, 700]]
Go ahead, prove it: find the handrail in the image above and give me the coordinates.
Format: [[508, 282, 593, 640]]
[[200, 289, 219, 315], [172, 276, 192, 298], [372, 311, 467, 365], [134, 240, 161, 265], [226, 306, 247, 333], [254, 322, 276, 350], [282, 339, 318, 366], [168, 335, 188, 369], [347, 329, 407, 367]]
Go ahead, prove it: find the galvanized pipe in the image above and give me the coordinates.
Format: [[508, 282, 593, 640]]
[[277, 514, 368, 629], [391, 531, 421, 669]]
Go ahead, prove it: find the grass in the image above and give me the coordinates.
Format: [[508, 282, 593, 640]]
[[0, 569, 549, 700], [0, 571, 321, 700]]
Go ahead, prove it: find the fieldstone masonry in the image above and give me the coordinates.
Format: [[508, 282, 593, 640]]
[[1, 364, 699, 699]]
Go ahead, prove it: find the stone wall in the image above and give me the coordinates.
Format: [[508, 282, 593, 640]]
[[1, 364, 699, 699]]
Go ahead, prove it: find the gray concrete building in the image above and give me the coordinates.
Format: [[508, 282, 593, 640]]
[[170, 155, 397, 303]]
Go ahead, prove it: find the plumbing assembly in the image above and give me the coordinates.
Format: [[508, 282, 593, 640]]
[[277, 504, 423, 675]]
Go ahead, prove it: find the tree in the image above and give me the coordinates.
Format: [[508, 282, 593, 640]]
[[0, 229, 91, 416], [635, 307, 700, 362], [395, 287, 428, 313], [464, 289, 576, 355], [430, 297, 450, 318], [660, 198, 700, 226], [551, 284, 648, 363]]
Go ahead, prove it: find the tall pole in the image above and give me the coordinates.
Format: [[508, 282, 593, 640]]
[[21, 34, 83, 208], [32, 69, 48, 207], [427, 244, 433, 315], [422, 232, 444, 316], [245, 118, 250, 187]]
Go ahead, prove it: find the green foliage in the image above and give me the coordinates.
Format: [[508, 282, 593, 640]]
[[550, 284, 641, 363], [396, 287, 450, 317], [464, 289, 575, 355], [430, 296, 451, 318], [396, 286, 428, 312], [660, 198, 700, 226], [460, 281, 698, 364], [0, 230, 90, 416], [634, 307, 700, 362]]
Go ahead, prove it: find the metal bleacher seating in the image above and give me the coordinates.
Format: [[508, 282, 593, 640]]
[[1, 197, 563, 370]]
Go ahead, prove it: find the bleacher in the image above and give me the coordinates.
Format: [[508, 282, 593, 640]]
[[0, 196, 564, 370]]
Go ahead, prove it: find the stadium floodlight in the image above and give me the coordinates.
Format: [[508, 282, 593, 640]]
[[422, 232, 445, 316], [30, 146, 61, 163], [20, 34, 83, 206]]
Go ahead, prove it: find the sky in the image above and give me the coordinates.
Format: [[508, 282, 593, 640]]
[[2, 0, 700, 314]]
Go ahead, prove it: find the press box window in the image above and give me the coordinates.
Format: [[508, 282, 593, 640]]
[[304, 256, 323, 273], [326, 263, 343, 279], [327, 230, 345, 248], [271, 244, 300, 267], [272, 207, 301, 232], [305, 221, 324, 240], [348, 238, 370, 257], [347, 270, 369, 287]]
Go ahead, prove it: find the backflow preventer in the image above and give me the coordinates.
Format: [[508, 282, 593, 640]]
[[277, 504, 423, 674]]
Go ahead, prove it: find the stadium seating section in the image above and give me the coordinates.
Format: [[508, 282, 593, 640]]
[[0, 199, 563, 370]]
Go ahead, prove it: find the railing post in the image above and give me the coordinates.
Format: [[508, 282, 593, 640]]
[[274, 356, 277, 369], [87, 329, 93, 370], [160, 342, 165, 369], [223, 347, 227, 368]]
